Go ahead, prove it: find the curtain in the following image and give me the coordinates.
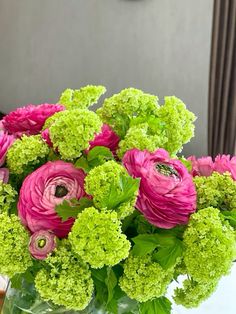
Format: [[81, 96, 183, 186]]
[[208, 0, 236, 156]]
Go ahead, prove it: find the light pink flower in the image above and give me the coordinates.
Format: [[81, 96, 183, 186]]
[[0, 168, 9, 183], [18, 160, 87, 238], [0, 131, 15, 166], [187, 156, 214, 177], [87, 124, 120, 155], [2, 104, 64, 137], [29, 230, 57, 260], [213, 154, 236, 180], [123, 149, 196, 229]]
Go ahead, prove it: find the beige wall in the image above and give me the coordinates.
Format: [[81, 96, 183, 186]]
[[0, 0, 213, 155]]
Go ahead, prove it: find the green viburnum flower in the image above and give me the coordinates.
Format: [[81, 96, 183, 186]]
[[85, 160, 138, 219], [59, 85, 106, 110], [6, 135, 49, 174], [0, 181, 17, 214], [119, 255, 173, 303], [174, 278, 218, 308], [183, 207, 236, 283], [0, 213, 32, 277], [48, 109, 102, 160], [194, 172, 236, 211], [156, 96, 196, 155], [97, 88, 159, 137], [35, 241, 93, 311], [69, 207, 131, 269], [117, 123, 167, 158]]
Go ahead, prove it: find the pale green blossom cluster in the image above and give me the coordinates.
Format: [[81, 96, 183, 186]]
[[119, 255, 173, 302], [0, 213, 32, 277], [35, 242, 93, 311], [194, 172, 236, 210], [6, 135, 49, 174], [59, 85, 106, 110], [85, 160, 138, 218], [69, 207, 131, 268], [48, 109, 102, 160], [174, 207, 236, 307], [0, 181, 17, 214]]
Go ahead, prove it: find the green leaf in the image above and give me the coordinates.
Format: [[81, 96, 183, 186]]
[[91, 267, 107, 283], [221, 210, 236, 228], [87, 146, 114, 167], [55, 197, 93, 221], [100, 174, 140, 210], [131, 234, 160, 256], [105, 268, 118, 304], [74, 155, 91, 172], [152, 238, 183, 269], [139, 297, 172, 314]]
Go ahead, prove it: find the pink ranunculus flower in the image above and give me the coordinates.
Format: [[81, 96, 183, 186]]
[[29, 230, 57, 260], [18, 160, 87, 238], [0, 168, 9, 183], [87, 124, 120, 155], [187, 156, 214, 177], [123, 149, 197, 229], [2, 103, 65, 137], [213, 154, 236, 180], [0, 131, 15, 166]]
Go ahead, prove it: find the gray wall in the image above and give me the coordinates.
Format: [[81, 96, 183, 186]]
[[0, 0, 213, 156]]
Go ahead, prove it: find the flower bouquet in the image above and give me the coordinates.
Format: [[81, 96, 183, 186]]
[[0, 86, 235, 314]]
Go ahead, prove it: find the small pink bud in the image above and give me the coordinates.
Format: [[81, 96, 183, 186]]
[[29, 230, 57, 260]]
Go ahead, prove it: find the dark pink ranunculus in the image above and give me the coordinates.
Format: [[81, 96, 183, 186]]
[[2, 104, 65, 137], [29, 230, 57, 260], [0, 168, 9, 183], [123, 149, 197, 229], [187, 156, 214, 177], [87, 124, 120, 155], [213, 154, 236, 180], [18, 160, 87, 238], [0, 131, 15, 166]]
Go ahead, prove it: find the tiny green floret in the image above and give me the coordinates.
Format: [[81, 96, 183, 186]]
[[69, 207, 131, 268], [59, 85, 106, 110], [194, 172, 236, 211], [157, 96, 196, 155], [49, 109, 102, 160], [97, 88, 159, 137], [0, 181, 17, 214], [119, 255, 173, 303], [0, 213, 32, 277], [183, 207, 236, 283], [6, 135, 49, 174], [85, 160, 138, 218], [35, 241, 93, 311], [174, 278, 218, 308]]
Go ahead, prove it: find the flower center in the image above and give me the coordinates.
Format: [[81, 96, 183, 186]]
[[38, 238, 46, 248], [55, 185, 69, 198], [156, 163, 179, 179]]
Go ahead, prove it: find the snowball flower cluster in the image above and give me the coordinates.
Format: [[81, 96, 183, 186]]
[[0, 181, 17, 214]]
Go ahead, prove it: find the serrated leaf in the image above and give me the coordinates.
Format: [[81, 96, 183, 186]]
[[221, 210, 236, 228], [139, 297, 172, 314], [74, 156, 91, 172], [100, 174, 140, 210], [131, 234, 160, 256], [87, 146, 114, 167], [55, 197, 93, 221], [152, 238, 183, 269]]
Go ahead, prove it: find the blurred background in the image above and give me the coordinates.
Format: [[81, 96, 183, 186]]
[[0, 1, 236, 314], [0, 0, 213, 156]]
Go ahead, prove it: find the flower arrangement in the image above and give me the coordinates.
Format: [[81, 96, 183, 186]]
[[0, 85, 235, 314]]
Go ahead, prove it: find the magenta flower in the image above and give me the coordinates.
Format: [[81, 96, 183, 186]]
[[213, 154, 236, 180], [41, 128, 53, 147], [18, 160, 87, 238], [2, 103, 64, 137], [0, 168, 9, 183], [87, 124, 120, 155], [0, 131, 15, 166], [29, 230, 57, 260], [123, 149, 196, 229], [187, 156, 214, 177]]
